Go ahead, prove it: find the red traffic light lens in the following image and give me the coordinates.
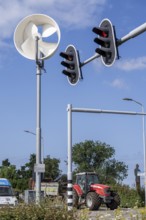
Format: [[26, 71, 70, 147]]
[[101, 31, 108, 38]]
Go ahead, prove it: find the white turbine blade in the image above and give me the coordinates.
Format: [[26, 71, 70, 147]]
[[42, 24, 57, 37], [24, 22, 38, 40], [39, 41, 57, 56], [21, 37, 36, 59]]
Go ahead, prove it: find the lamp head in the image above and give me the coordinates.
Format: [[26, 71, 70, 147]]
[[123, 98, 133, 101]]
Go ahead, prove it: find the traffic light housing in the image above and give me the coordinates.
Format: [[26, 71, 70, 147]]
[[60, 45, 82, 85], [92, 18, 117, 67]]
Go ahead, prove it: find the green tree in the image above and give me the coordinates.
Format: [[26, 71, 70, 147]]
[[102, 158, 128, 184], [0, 159, 18, 188], [2, 159, 11, 167], [25, 153, 36, 178], [44, 155, 61, 180], [24, 154, 61, 180], [0, 154, 62, 191], [72, 140, 128, 184]]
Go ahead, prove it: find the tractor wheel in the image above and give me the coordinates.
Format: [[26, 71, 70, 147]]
[[73, 189, 79, 208], [86, 192, 101, 210], [106, 192, 120, 210]]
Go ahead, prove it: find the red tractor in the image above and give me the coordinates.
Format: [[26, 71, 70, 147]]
[[73, 172, 120, 210]]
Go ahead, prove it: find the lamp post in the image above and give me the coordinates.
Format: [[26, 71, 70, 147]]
[[24, 130, 44, 163], [123, 98, 146, 206]]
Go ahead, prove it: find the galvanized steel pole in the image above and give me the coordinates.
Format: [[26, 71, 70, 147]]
[[67, 104, 73, 210], [123, 98, 146, 206], [35, 37, 42, 204]]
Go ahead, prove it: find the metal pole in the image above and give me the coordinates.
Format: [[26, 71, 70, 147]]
[[24, 130, 44, 163], [141, 105, 146, 207], [35, 38, 42, 204], [80, 53, 100, 67], [123, 98, 146, 206], [71, 107, 146, 116], [41, 136, 44, 163], [67, 104, 73, 211], [117, 22, 146, 46]]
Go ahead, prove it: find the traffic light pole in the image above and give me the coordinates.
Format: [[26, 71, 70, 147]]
[[67, 104, 146, 210], [67, 104, 73, 211], [80, 53, 100, 67], [117, 22, 146, 46], [80, 22, 146, 69]]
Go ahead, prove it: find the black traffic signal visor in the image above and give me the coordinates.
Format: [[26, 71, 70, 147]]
[[61, 61, 75, 70], [60, 52, 73, 61], [63, 69, 76, 78], [92, 27, 108, 37], [63, 70, 77, 84], [96, 48, 111, 58], [94, 37, 110, 48]]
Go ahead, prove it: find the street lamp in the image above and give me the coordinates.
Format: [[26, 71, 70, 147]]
[[24, 130, 44, 163], [123, 97, 146, 206]]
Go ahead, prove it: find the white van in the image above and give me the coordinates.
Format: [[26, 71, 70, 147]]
[[0, 178, 18, 206]]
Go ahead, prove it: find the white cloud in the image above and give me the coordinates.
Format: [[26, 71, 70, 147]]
[[105, 78, 128, 89], [115, 56, 146, 71], [0, 0, 107, 41], [53, 0, 107, 29]]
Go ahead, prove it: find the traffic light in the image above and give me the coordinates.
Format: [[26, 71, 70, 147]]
[[60, 45, 82, 85], [92, 18, 117, 67]]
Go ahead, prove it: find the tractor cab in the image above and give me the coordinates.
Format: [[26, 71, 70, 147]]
[[75, 172, 99, 194]]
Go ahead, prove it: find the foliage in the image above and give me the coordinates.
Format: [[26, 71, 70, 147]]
[[112, 184, 145, 208], [0, 199, 77, 220], [0, 164, 17, 180], [2, 159, 11, 166], [72, 140, 128, 184], [24, 154, 36, 178], [44, 155, 61, 180], [0, 200, 146, 220], [102, 159, 128, 184], [0, 154, 61, 191]]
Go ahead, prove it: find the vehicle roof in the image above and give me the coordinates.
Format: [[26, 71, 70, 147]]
[[0, 178, 11, 186]]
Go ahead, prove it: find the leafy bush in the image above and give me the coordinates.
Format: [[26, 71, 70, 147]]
[[112, 184, 144, 208], [0, 197, 146, 220], [0, 199, 77, 220]]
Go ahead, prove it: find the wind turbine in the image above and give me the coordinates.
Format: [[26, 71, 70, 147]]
[[14, 14, 61, 203]]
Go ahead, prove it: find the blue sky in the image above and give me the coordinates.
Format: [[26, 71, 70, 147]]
[[0, 0, 146, 186]]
